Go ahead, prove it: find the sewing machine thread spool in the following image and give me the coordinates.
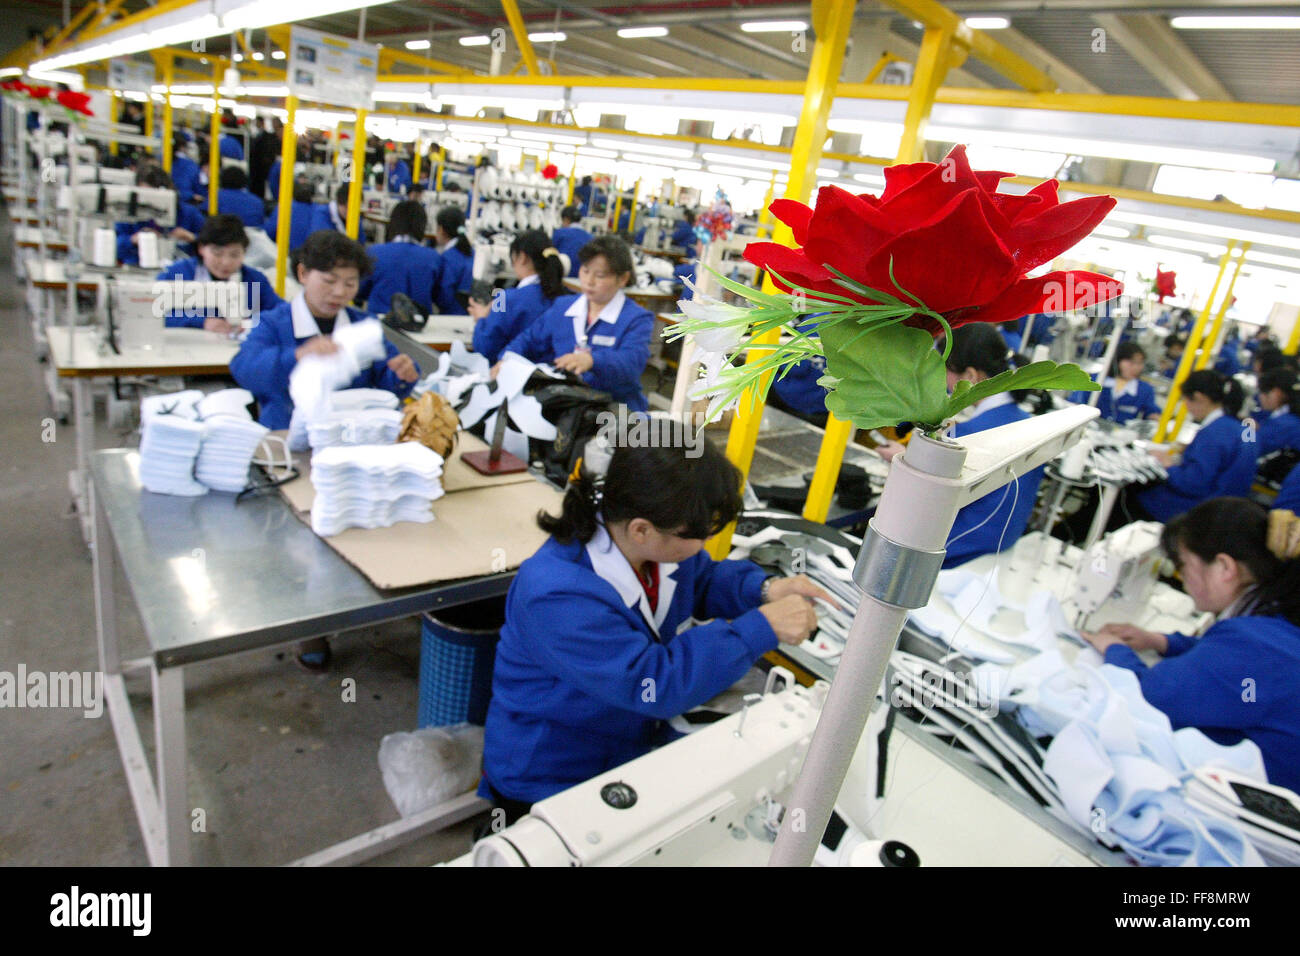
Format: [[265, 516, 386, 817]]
[[136, 231, 159, 269], [91, 228, 116, 267], [1059, 439, 1089, 481]]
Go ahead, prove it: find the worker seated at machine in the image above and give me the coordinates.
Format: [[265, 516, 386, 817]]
[[1129, 370, 1254, 524], [432, 205, 472, 315], [479, 440, 831, 822], [357, 200, 441, 317], [202, 165, 265, 230], [170, 132, 203, 204], [879, 324, 1044, 569], [670, 209, 698, 253], [498, 235, 654, 413], [551, 205, 592, 279], [384, 150, 412, 195], [1275, 463, 1300, 512], [1159, 333, 1186, 379], [229, 230, 419, 431], [1068, 341, 1160, 424], [309, 182, 365, 244], [156, 214, 281, 333], [265, 178, 319, 253], [469, 228, 566, 364], [1255, 368, 1300, 457], [115, 164, 205, 266], [1082, 498, 1300, 794]]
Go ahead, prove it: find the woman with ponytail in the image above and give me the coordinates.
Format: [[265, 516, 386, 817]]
[[1083, 498, 1300, 792], [479, 440, 835, 821], [468, 228, 565, 363], [1069, 341, 1160, 424], [1134, 369, 1255, 523], [880, 323, 1046, 568], [433, 205, 473, 314], [1254, 367, 1300, 457]]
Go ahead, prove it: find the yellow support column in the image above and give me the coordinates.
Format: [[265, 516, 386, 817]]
[[108, 93, 119, 157], [436, 145, 445, 192], [412, 137, 422, 186], [1287, 313, 1300, 357], [611, 186, 624, 232], [757, 171, 778, 237], [161, 53, 174, 174], [208, 62, 221, 214], [346, 109, 368, 238], [500, 0, 541, 76], [143, 91, 153, 146], [567, 153, 577, 204], [800, 22, 953, 525], [1154, 242, 1236, 442], [628, 178, 642, 233], [273, 95, 299, 296], [707, 0, 858, 558]]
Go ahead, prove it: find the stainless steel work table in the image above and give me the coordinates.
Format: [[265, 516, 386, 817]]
[[90, 448, 498, 866]]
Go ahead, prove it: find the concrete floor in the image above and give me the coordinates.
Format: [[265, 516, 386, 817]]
[[0, 213, 483, 866]]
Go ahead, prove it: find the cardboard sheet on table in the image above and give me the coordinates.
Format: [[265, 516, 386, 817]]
[[287, 479, 562, 589], [276, 431, 537, 514]]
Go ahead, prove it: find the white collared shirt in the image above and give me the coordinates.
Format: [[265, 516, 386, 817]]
[[565, 291, 627, 347], [584, 523, 678, 637], [1104, 376, 1139, 400], [290, 291, 352, 339], [516, 273, 539, 288], [969, 392, 1015, 417], [1199, 407, 1225, 429]]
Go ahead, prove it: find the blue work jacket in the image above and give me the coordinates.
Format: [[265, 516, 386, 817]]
[[154, 258, 281, 329], [359, 239, 442, 315], [1137, 413, 1257, 523], [471, 279, 555, 364]]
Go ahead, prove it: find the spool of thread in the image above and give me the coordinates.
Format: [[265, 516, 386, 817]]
[[136, 231, 159, 269], [1059, 439, 1090, 480], [91, 228, 116, 267]]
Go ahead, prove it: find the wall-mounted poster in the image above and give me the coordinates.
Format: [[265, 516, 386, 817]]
[[287, 26, 378, 111]]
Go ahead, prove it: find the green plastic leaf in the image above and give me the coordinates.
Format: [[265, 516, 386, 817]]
[[938, 361, 1101, 423], [820, 321, 949, 431]]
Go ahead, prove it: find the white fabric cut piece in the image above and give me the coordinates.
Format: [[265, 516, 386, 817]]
[[139, 414, 207, 496], [196, 388, 253, 421], [502, 393, 557, 441], [495, 351, 536, 399], [195, 417, 269, 492], [309, 442, 445, 536], [482, 410, 532, 462], [330, 388, 400, 411], [332, 318, 387, 367], [906, 603, 1016, 664], [1044, 721, 1115, 827], [458, 383, 500, 428], [449, 339, 490, 377], [141, 389, 203, 421]]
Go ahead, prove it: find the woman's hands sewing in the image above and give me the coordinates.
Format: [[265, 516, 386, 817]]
[[203, 317, 236, 334], [759, 575, 841, 646], [554, 350, 594, 375], [387, 354, 418, 382], [295, 336, 339, 361], [1081, 622, 1169, 655]]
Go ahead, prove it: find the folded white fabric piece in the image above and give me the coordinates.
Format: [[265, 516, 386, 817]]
[[307, 407, 404, 450], [332, 318, 387, 368], [449, 339, 490, 377], [195, 416, 269, 492], [139, 414, 207, 496], [310, 443, 445, 536], [289, 319, 389, 426], [196, 388, 254, 421], [141, 389, 202, 421]]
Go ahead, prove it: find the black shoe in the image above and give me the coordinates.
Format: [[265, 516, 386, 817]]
[[383, 292, 426, 332]]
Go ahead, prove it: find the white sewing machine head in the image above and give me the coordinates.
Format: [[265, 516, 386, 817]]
[[1073, 521, 1166, 622]]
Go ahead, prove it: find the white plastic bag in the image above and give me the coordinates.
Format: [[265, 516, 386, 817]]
[[378, 724, 485, 817]]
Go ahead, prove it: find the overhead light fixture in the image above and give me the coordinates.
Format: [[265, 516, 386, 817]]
[[251, 51, 264, 60], [710, 164, 780, 179], [528, 32, 566, 43], [405, 39, 431, 50], [620, 154, 701, 170], [1147, 234, 1229, 257], [575, 147, 619, 159], [271, 50, 286, 60], [740, 20, 808, 33], [508, 129, 588, 146], [222, 0, 403, 33], [700, 151, 786, 170], [1103, 209, 1300, 252], [1171, 16, 1300, 30], [447, 123, 507, 137], [617, 26, 668, 39], [852, 172, 886, 187], [0, 67, 19, 78], [815, 166, 842, 178], [1091, 225, 1131, 239], [589, 137, 693, 157], [1247, 249, 1300, 271], [964, 17, 1009, 30], [925, 125, 1276, 174], [459, 35, 491, 46], [232, 53, 244, 62]]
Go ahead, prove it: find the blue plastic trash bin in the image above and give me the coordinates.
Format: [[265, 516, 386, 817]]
[[418, 596, 505, 727]]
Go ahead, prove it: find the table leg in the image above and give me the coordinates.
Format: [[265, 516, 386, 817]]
[[152, 665, 189, 866], [90, 476, 120, 676], [71, 377, 92, 544]]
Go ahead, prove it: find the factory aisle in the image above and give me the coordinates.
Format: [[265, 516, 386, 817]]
[[0, 213, 481, 866]]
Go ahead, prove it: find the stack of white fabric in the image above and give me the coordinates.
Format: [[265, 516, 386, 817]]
[[310, 443, 445, 537], [287, 388, 401, 452], [288, 319, 389, 426], [307, 408, 404, 450], [196, 417, 270, 492], [140, 391, 207, 497]]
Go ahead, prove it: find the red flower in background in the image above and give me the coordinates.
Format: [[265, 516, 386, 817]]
[[56, 90, 93, 116], [541, 163, 559, 180], [26, 85, 52, 100], [744, 144, 1121, 335], [1155, 267, 1176, 302]]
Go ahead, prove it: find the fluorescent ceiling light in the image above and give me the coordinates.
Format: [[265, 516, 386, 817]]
[[965, 17, 1009, 30], [620, 154, 701, 170], [1171, 16, 1300, 29], [852, 172, 885, 186], [590, 137, 693, 157], [232, 53, 244, 61], [405, 39, 431, 50], [1247, 250, 1300, 271], [1091, 225, 1131, 239], [459, 35, 491, 46], [617, 26, 668, 39], [740, 20, 807, 33], [508, 129, 587, 145], [926, 125, 1275, 175], [700, 151, 786, 171], [447, 123, 506, 136], [1147, 234, 1229, 257], [575, 147, 619, 159], [528, 32, 566, 43], [371, 91, 428, 103], [222, 0, 402, 33], [815, 167, 841, 178], [271, 50, 286, 60], [1104, 210, 1300, 253], [711, 164, 785, 180]]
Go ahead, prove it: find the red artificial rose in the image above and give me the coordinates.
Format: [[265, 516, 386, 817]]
[[56, 90, 93, 116], [744, 144, 1121, 335], [541, 163, 559, 180], [0, 79, 21, 92], [26, 85, 53, 100], [1155, 267, 1176, 302]]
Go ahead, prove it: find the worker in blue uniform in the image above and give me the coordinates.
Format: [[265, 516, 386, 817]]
[[171, 134, 203, 204], [358, 200, 441, 316], [1083, 498, 1300, 793], [1254, 368, 1300, 457], [551, 205, 592, 278], [670, 209, 698, 252], [156, 214, 281, 332], [479, 440, 831, 815], [265, 178, 319, 253], [469, 228, 565, 364], [230, 230, 419, 431], [1135, 370, 1255, 523], [1215, 326, 1243, 377], [615, 201, 646, 245], [500, 235, 653, 413], [1160, 333, 1186, 380], [572, 175, 594, 217], [201, 165, 265, 230], [309, 182, 365, 244], [385, 151, 412, 195], [218, 113, 244, 159], [115, 164, 205, 266], [1018, 312, 1055, 351], [1274, 464, 1300, 512], [1000, 320, 1023, 355], [267, 156, 282, 202], [432, 205, 473, 315], [879, 324, 1044, 568], [1069, 341, 1160, 424]]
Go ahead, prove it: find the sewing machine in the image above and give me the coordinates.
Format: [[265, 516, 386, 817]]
[[1073, 521, 1167, 625]]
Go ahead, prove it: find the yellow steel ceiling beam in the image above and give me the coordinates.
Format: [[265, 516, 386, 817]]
[[500, 0, 540, 76], [46, 0, 100, 53], [379, 46, 470, 78], [877, 0, 1056, 92]]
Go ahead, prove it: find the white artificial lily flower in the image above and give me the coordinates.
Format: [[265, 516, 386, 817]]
[[677, 279, 752, 419]]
